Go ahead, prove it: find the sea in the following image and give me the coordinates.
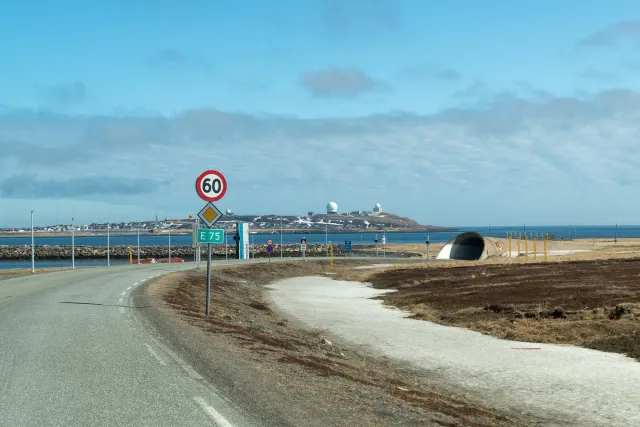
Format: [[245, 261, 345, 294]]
[[1, 225, 637, 270]]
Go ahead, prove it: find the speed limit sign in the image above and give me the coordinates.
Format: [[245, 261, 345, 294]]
[[195, 170, 227, 202]]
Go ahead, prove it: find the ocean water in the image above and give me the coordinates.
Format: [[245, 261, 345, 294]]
[[0, 226, 638, 248]]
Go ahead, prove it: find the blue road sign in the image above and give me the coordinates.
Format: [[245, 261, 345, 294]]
[[267, 244, 274, 253], [344, 240, 352, 252]]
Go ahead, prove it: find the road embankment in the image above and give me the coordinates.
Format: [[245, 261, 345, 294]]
[[135, 259, 530, 427], [0, 243, 424, 260]]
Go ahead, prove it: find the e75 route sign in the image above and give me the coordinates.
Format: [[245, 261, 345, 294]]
[[197, 228, 225, 244], [195, 170, 227, 202]]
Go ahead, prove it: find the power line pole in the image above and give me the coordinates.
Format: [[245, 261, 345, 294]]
[[168, 232, 171, 263]]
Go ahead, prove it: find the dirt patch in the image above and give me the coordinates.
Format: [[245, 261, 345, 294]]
[[367, 258, 640, 360], [147, 260, 531, 427]]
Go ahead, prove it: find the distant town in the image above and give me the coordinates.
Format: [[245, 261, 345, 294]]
[[0, 202, 454, 235]]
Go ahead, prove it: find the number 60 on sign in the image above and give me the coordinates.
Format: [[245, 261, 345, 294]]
[[195, 170, 227, 202]]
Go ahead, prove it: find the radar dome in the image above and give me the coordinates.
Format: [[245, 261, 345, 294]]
[[225, 209, 233, 215], [326, 202, 338, 214], [373, 203, 382, 213]]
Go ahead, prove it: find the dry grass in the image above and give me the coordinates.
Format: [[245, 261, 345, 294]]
[[155, 261, 530, 426], [365, 258, 640, 360]]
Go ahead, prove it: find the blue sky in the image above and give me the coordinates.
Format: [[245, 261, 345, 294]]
[[2, 0, 640, 227]]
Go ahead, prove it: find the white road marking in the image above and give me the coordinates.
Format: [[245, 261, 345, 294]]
[[148, 276, 153, 279], [126, 286, 132, 290], [133, 282, 139, 286], [145, 343, 167, 366], [121, 291, 127, 296], [119, 307, 125, 314], [118, 297, 124, 303], [193, 397, 234, 427]]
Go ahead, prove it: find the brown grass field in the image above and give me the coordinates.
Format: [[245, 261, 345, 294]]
[[152, 260, 529, 426], [364, 258, 640, 360]]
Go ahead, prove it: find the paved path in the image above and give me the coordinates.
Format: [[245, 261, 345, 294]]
[[268, 276, 640, 427]]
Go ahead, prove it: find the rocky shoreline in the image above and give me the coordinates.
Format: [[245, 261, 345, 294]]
[[0, 244, 388, 260]]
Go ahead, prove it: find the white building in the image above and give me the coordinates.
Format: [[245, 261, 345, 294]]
[[326, 202, 338, 214]]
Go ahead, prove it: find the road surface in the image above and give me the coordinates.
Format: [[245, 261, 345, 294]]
[[0, 262, 260, 427]]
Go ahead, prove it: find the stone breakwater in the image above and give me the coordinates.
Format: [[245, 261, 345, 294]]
[[0, 244, 346, 260]]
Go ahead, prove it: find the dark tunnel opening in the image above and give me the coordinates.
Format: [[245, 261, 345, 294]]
[[440, 232, 486, 260]]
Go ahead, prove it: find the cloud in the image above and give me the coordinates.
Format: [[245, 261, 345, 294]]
[[400, 64, 462, 81], [320, 0, 400, 35], [0, 175, 162, 198], [577, 20, 640, 48], [151, 48, 187, 65], [579, 69, 615, 81], [299, 67, 387, 97], [40, 81, 87, 106], [453, 82, 487, 99], [3, 86, 640, 225], [147, 48, 208, 69]]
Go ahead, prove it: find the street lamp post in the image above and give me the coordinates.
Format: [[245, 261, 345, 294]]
[[137, 228, 140, 264], [168, 232, 171, 263], [107, 223, 110, 267], [280, 217, 283, 258], [71, 214, 75, 270], [325, 224, 329, 257], [30, 209, 36, 273]]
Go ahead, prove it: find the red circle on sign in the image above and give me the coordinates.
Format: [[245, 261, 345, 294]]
[[266, 239, 273, 245], [195, 170, 227, 202]]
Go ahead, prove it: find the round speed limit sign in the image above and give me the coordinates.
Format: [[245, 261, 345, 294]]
[[195, 170, 227, 202]]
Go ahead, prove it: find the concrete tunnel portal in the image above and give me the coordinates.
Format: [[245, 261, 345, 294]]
[[437, 232, 492, 261]]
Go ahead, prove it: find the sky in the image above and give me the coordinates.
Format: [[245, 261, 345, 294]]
[[2, 0, 640, 227]]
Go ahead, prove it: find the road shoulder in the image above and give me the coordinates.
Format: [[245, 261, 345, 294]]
[[131, 261, 530, 427]]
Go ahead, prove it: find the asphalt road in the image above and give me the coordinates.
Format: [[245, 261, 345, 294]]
[[0, 261, 265, 427]]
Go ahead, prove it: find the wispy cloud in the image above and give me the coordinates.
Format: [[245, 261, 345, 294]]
[[579, 68, 615, 81], [400, 64, 462, 82], [146, 48, 209, 69], [320, 0, 401, 35], [39, 81, 87, 106], [0, 176, 162, 198], [577, 20, 640, 48], [299, 67, 388, 97]]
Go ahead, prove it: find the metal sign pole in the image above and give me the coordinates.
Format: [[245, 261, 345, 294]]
[[205, 243, 212, 316]]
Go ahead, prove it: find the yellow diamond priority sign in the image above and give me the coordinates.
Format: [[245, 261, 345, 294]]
[[198, 202, 223, 228]]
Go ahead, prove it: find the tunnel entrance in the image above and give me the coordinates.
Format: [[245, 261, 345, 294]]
[[437, 232, 486, 261]]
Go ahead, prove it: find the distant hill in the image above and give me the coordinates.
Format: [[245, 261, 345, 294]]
[[181, 212, 455, 233]]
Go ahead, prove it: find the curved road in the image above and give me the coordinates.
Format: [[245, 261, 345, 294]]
[[0, 263, 259, 427]]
